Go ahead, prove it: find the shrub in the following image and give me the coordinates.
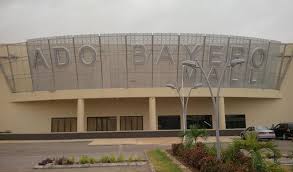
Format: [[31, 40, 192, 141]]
[[181, 125, 208, 148], [109, 154, 116, 162], [222, 133, 283, 172], [55, 156, 68, 165], [38, 158, 53, 166], [265, 161, 285, 172], [199, 155, 220, 172], [133, 155, 143, 161], [79, 155, 90, 164], [128, 155, 134, 162], [182, 142, 208, 169], [127, 154, 143, 162], [204, 144, 217, 157], [66, 156, 75, 165], [99, 154, 116, 163], [89, 157, 96, 164], [117, 154, 125, 162], [99, 155, 111, 163], [199, 153, 252, 172], [171, 143, 186, 157], [217, 161, 246, 172]]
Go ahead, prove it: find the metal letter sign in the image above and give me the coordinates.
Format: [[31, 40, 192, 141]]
[[22, 33, 285, 92], [251, 48, 266, 68], [53, 47, 70, 66], [249, 48, 266, 84], [230, 46, 245, 83], [209, 45, 225, 65], [34, 48, 49, 69], [133, 45, 147, 65], [156, 45, 175, 64], [78, 45, 97, 65], [184, 45, 201, 79]]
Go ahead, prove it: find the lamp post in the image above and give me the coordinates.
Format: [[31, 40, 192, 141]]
[[182, 58, 245, 160], [166, 83, 202, 132]]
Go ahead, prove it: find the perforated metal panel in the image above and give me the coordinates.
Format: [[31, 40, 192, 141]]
[[0, 33, 290, 93], [73, 35, 103, 89]]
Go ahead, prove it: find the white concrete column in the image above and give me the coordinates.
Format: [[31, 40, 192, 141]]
[[149, 97, 157, 130], [116, 116, 120, 131], [77, 98, 85, 132], [219, 96, 226, 130]]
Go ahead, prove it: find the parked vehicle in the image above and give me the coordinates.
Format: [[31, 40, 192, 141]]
[[240, 126, 275, 140], [272, 122, 293, 140]]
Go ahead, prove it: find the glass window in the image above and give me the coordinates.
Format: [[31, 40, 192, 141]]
[[120, 116, 143, 131], [158, 116, 181, 130], [225, 114, 246, 129], [51, 118, 77, 132], [87, 117, 117, 131], [187, 115, 213, 129]]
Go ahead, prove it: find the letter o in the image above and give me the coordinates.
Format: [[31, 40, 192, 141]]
[[251, 48, 266, 68], [78, 45, 97, 65]]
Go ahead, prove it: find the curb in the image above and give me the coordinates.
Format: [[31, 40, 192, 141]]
[[144, 151, 156, 172], [34, 161, 147, 169], [163, 150, 192, 172]]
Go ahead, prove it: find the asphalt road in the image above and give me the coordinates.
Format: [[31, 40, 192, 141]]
[[0, 140, 291, 172]]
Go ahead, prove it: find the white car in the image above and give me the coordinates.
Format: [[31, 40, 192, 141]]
[[240, 126, 276, 140]]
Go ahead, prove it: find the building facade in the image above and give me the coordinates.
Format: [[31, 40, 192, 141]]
[[0, 33, 292, 134]]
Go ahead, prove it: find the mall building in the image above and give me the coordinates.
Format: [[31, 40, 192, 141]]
[[0, 33, 292, 135]]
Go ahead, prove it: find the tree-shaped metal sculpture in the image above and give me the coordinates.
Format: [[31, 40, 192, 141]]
[[182, 58, 245, 160]]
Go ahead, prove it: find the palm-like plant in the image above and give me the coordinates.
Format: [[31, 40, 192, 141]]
[[223, 133, 282, 172], [181, 124, 208, 148]]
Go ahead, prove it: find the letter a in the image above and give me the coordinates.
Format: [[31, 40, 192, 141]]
[[156, 45, 175, 64], [34, 48, 49, 69]]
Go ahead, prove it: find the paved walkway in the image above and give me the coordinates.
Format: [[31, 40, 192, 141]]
[[0, 141, 166, 172], [0, 138, 291, 172], [89, 136, 239, 146]]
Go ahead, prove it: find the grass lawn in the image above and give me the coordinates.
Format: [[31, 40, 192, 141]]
[[147, 149, 182, 172]]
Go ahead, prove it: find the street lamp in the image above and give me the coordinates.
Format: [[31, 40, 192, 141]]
[[182, 58, 245, 160], [166, 82, 202, 132]]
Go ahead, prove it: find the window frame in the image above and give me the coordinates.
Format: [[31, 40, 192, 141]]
[[120, 116, 143, 131], [51, 117, 77, 132], [225, 114, 246, 129], [158, 115, 181, 130], [186, 115, 213, 129], [87, 116, 117, 131]]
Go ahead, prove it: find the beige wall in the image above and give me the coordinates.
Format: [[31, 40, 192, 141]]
[[85, 98, 149, 130], [0, 43, 293, 133], [225, 53, 293, 127]]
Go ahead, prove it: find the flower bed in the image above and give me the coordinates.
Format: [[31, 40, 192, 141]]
[[170, 133, 286, 172], [171, 142, 268, 172], [34, 154, 147, 169]]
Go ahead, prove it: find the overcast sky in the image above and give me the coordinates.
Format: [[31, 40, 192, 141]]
[[0, 0, 292, 43]]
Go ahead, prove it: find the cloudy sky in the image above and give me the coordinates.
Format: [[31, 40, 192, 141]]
[[0, 0, 292, 43]]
